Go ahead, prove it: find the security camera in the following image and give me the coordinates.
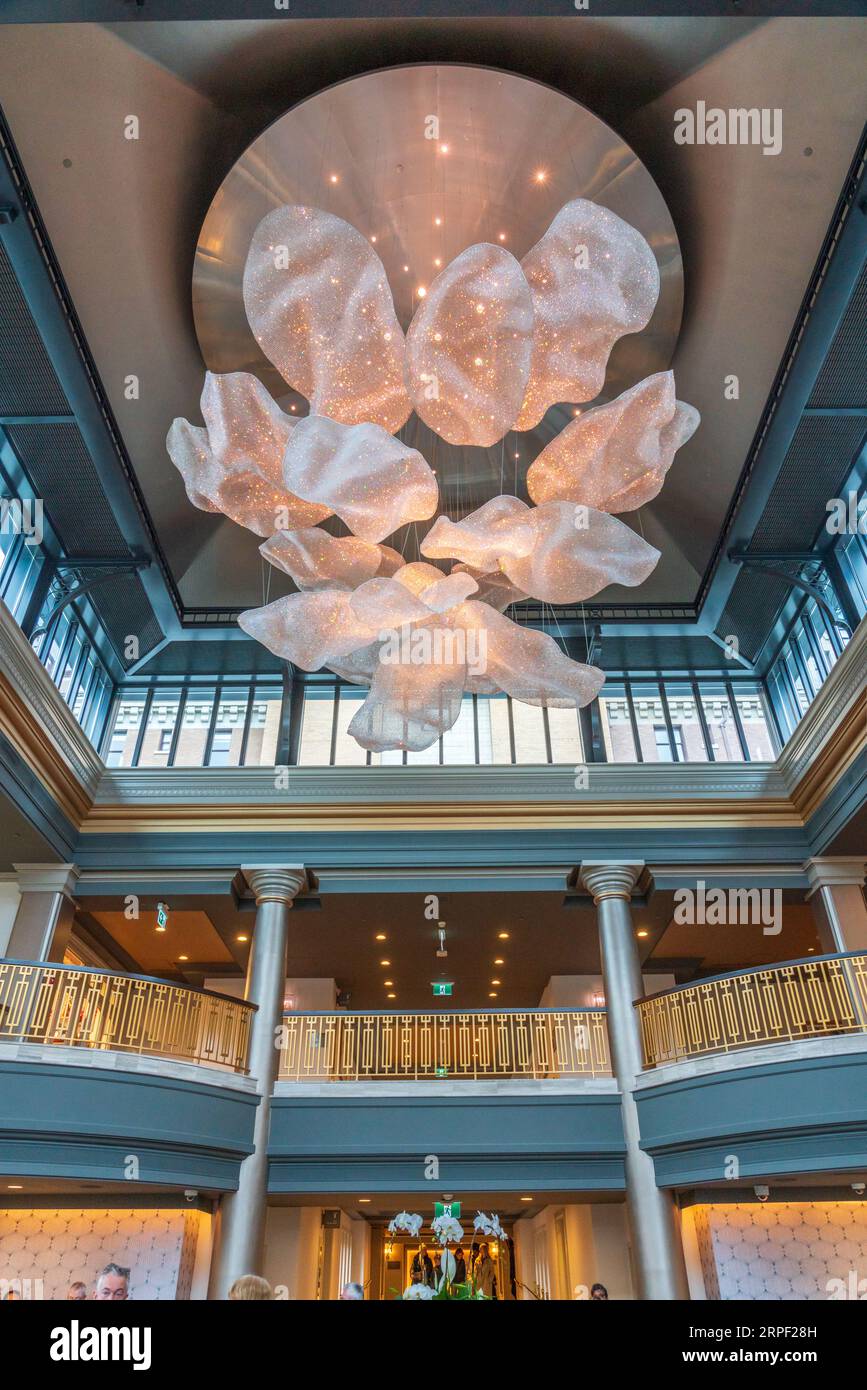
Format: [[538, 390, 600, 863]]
[[852, 1182, 866, 1196], [754, 1185, 770, 1202], [184, 1189, 198, 1203]]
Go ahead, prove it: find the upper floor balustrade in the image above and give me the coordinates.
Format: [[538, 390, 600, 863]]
[[277, 1006, 610, 1082], [0, 959, 254, 1073], [637, 952, 867, 1068]]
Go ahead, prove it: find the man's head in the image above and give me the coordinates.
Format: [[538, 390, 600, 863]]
[[94, 1264, 130, 1301], [480, 1243, 489, 1256], [67, 1282, 88, 1301]]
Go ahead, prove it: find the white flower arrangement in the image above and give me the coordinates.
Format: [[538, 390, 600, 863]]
[[473, 1211, 506, 1241], [430, 1213, 464, 1246], [403, 1282, 437, 1300], [389, 1210, 423, 1238]]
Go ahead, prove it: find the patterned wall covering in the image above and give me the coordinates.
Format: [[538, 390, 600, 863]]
[[0, 1207, 203, 1300], [694, 1203, 867, 1300]]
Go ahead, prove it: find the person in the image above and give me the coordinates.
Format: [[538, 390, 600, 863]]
[[590, 1282, 609, 1300], [339, 1281, 364, 1300], [410, 1244, 434, 1287], [473, 1242, 496, 1298], [94, 1264, 129, 1300], [67, 1281, 88, 1301], [228, 1274, 274, 1300], [452, 1246, 467, 1284]]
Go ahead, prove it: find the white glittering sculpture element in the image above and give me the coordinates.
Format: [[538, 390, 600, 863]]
[[243, 205, 412, 434], [282, 414, 439, 544], [404, 243, 534, 447], [527, 371, 700, 511], [422, 497, 660, 605], [516, 199, 660, 429], [260, 528, 403, 591], [166, 372, 329, 535]]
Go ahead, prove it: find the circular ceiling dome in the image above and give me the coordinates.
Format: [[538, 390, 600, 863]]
[[193, 63, 683, 528]]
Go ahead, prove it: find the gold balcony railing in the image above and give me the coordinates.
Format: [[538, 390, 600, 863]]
[[637, 952, 867, 1068], [0, 960, 255, 1073], [277, 1008, 610, 1081]]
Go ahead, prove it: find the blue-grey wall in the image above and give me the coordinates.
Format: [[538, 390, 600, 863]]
[[0, 1060, 258, 1190], [268, 1090, 626, 1192], [636, 1050, 867, 1186]]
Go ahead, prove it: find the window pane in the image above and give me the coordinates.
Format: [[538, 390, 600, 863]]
[[733, 684, 777, 761], [4, 544, 44, 621], [599, 685, 636, 762], [104, 690, 147, 767], [484, 696, 514, 764], [665, 684, 708, 763], [58, 630, 83, 700], [699, 684, 745, 762], [137, 688, 182, 767], [631, 684, 669, 763], [441, 697, 476, 764], [244, 685, 282, 766], [207, 687, 248, 767], [174, 687, 216, 766], [547, 705, 583, 764], [511, 700, 548, 763], [333, 688, 368, 766], [298, 688, 335, 765]]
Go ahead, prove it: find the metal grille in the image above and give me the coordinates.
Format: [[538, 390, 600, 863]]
[[278, 1008, 610, 1081], [808, 262, 867, 408], [0, 242, 70, 416]]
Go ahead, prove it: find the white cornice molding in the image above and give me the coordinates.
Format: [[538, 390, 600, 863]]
[[0, 601, 102, 798]]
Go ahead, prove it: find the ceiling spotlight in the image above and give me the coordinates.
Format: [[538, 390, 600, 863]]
[[439, 144, 449, 154], [370, 235, 377, 243], [375, 933, 387, 941], [489, 993, 498, 999], [491, 979, 501, 986], [637, 930, 649, 939], [329, 173, 339, 184], [7, 1184, 23, 1190], [498, 932, 510, 940], [236, 934, 248, 943], [383, 980, 393, 987], [403, 264, 409, 272], [380, 959, 391, 966], [520, 1196, 533, 1203], [387, 992, 396, 999], [498, 233, 506, 241], [416, 286, 427, 298], [178, 955, 189, 962], [534, 169, 547, 183], [494, 958, 505, 965], [358, 1197, 371, 1203], [434, 216, 442, 226], [434, 258, 442, 268]]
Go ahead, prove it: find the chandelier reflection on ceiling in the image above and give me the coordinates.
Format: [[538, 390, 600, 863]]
[[168, 198, 699, 753]]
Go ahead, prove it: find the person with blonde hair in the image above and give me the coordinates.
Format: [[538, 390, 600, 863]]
[[228, 1274, 274, 1300]]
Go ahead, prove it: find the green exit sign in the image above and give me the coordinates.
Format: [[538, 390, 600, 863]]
[[156, 903, 168, 930], [432, 982, 453, 997], [434, 1066, 448, 1078], [435, 1201, 461, 1218]]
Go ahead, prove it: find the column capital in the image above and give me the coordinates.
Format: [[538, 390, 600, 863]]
[[241, 864, 308, 906], [13, 863, 79, 897], [579, 862, 645, 903], [804, 857, 866, 898]]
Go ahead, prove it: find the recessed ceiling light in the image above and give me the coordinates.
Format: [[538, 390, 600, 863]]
[[155, 924, 166, 933], [491, 979, 501, 986], [416, 286, 427, 298], [237, 934, 248, 943], [375, 933, 387, 941], [380, 959, 391, 966], [178, 955, 188, 962], [387, 992, 396, 999], [439, 144, 449, 154], [498, 932, 510, 940], [534, 169, 547, 183], [434, 258, 442, 268], [7, 1184, 22, 1190], [489, 992, 498, 999], [494, 958, 505, 965], [358, 1198, 371, 1203], [383, 980, 393, 987], [637, 930, 649, 939], [370, 235, 377, 243], [498, 233, 506, 241], [520, 1196, 533, 1202], [329, 173, 339, 184], [434, 216, 442, 226]]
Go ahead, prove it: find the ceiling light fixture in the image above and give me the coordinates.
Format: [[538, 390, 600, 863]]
[[237, 934, 248, 943], [494, 958, 505, 965], [498, 932, 510, 940], [171, 195, 697, 755]]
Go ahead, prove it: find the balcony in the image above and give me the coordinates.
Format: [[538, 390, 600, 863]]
[[0, 959, 255, 1073], [277, 1007, 610, 1082], [637, 952, 867, 1068]]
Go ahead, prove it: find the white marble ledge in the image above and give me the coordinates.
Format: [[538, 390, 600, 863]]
[[273, 1077, 619, 1099], [0, 1041, 258, 1093], [635, 1031, 867, 1091]]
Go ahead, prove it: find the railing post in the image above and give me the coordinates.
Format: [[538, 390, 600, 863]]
[[208, 865, 307, 1299], [580, 862, 690, 1301]]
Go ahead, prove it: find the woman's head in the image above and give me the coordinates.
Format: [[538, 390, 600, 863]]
[[228, 1275, 274, 1301], [590, 1282, 609, 1300]]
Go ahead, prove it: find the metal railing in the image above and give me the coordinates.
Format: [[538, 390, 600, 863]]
[[637, 952, 867, 1068], [0, 960, 255, 1073], [277, 1008, 610, 1081]]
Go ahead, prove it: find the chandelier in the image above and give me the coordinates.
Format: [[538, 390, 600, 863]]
[[168, 198, 698, 753]]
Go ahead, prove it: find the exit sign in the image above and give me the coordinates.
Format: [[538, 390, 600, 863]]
[[432, 982, 453, 997], [156, 903, 168, 930], [435, 1201, 461, 1218]]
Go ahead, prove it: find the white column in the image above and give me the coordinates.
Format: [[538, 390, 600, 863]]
[[805, 858, 867, 953], [580, 862, 689, 1301], [209, 864, 307, 1298], [7, 864, 79, 961]]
